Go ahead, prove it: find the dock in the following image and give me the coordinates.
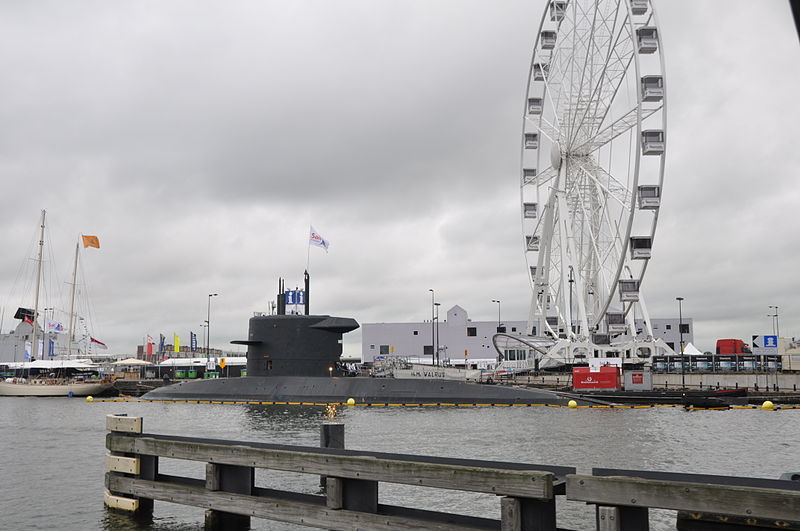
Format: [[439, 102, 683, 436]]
[[103, 415, 800, 530]]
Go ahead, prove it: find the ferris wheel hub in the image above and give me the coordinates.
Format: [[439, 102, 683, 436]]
[[550, 141, 563, 170]]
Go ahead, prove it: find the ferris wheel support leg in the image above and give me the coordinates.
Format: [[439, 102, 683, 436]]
[[556, 189, 591, 338], [637, 295, 655, 339]]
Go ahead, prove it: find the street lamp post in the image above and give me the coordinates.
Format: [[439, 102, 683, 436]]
[[434, 302, 441, 367], [676, 297, 685, 389], [491, 299, 501, 330], [201, 322, 208, 354], [768, 305, 780, 337], [428, 289, 435, 365], [207, 293, 218, 360]]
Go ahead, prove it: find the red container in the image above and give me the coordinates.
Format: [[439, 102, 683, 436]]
[[572, 366, 621, 391]]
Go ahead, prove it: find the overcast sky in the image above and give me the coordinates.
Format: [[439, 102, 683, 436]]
[[0, 0, 797, 356]]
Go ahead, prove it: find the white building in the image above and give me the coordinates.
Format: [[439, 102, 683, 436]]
[[361, 305, 694, 364]]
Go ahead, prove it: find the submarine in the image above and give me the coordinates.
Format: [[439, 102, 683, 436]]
[[145, 274, 595, 406]]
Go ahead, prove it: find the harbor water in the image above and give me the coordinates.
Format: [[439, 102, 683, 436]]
[[1, 397, 797, 530]]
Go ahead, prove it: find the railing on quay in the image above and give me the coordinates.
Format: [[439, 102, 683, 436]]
[[104, 415, 800, 530]]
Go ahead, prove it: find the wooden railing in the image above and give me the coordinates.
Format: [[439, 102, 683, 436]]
[[104, 415, 800, 530]]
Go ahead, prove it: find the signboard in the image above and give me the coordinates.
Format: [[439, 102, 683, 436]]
[[219, 358, 227, 369], [573, 366, 620, 390], [752, 335, 779, 356], [284, 290, 306, 305]]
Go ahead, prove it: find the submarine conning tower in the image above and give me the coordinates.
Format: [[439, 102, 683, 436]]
[[234, 314, 359, 377]]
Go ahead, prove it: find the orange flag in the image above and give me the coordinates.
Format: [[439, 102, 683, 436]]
[[81, 235, 100, 249]]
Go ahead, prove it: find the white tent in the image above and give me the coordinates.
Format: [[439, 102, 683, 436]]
[[681, 342, 703, 355], [111, 358, 153, 366]]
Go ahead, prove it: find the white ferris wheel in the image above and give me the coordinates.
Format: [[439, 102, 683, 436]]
[[518, 0, 670, 363]]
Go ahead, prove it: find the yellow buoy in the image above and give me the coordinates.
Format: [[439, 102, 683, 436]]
[[86, 396, 94, 403], [761, 400, 775, 411], [567, 400, 578, 409], [346, 398, 356, 406]]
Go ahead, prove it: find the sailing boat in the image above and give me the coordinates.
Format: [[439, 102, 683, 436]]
[[0, 210, 112, 397]]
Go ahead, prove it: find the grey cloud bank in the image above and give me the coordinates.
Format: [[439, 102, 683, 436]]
[[0, 0, 797, 356]]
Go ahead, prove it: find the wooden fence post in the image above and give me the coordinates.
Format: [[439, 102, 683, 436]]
[[320, 422, 344, 488], [596, 506, 649, 531], [501, 496, 557, 531], [104, 414, 153, 520], [205, 463, 254, 530]]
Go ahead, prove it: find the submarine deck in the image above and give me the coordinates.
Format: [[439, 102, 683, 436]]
[[143, 376, 601, 405]]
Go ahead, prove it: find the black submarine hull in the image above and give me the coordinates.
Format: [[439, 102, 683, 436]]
[[144, 375, 596, 405], [143, 313, 601, 405]]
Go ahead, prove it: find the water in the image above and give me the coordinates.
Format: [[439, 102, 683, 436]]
[[1, 398, 797, 530]]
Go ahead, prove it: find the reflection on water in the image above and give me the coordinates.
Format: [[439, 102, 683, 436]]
[[0, 398, 797, 531]]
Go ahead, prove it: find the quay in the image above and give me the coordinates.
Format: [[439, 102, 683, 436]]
[[104, 415, 800, 530]]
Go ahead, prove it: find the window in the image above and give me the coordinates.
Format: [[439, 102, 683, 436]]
[[667, 342, 675, 350], [380, 345, 390, 355], [497, 326, 506, 333], [267, 360, 272, 371], [680, 323, 690, 334], [423, 345, 433, 355], [531, 326, 537, 335], [413, 330, 418, 336], [467, 327, 477, 337], [511, 327, 517, 332], [665, 324, 672, 330], [370, 344, 375, 350]]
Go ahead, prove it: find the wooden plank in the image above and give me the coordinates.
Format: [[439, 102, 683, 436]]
[[500, 497, 521, 531], [567, 474, 800, 522], [103, 489, 139, 512], [107, 474, 494, 531], [107, 433, 553, 499], [106, 415, 142, 434], [326, 477, 343, 510], [106, 454, 140, 475], [206, 463, 221, 491], [593, 468, 800, 492]]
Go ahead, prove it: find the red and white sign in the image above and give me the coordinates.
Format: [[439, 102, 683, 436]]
[[572, 366, 620, 390]]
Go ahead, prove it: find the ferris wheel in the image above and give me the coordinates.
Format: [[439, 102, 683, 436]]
[[521, 0, 666, 346]]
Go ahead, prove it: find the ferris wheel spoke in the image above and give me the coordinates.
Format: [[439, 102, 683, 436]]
[[530, 116, 560, 144], [563, 0, 618, 143], [577, 11, 656, 143], [574, 160, 632, 209], [522, 166, 557, 187], [572, 105, 660, 156]]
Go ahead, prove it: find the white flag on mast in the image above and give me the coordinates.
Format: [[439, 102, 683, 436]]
[[309, 226, 330, 252]]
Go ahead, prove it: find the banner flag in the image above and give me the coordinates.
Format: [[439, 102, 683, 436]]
[[309, 226, 329, 252], [48, 339, 55, 357], [159, 334, 165, 353], [90, 337, 108, 349], [190, 331, 197, 352], [81, 235, 100, 249], [25, 341, 31, 360], [46, 319, 65, 334], [174, 333, 180, 353], [146, 341, 153, 356]]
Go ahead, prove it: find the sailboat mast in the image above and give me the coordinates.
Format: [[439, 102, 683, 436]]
[[67, 240, 79, 358], [30, 210, 46, 360]]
